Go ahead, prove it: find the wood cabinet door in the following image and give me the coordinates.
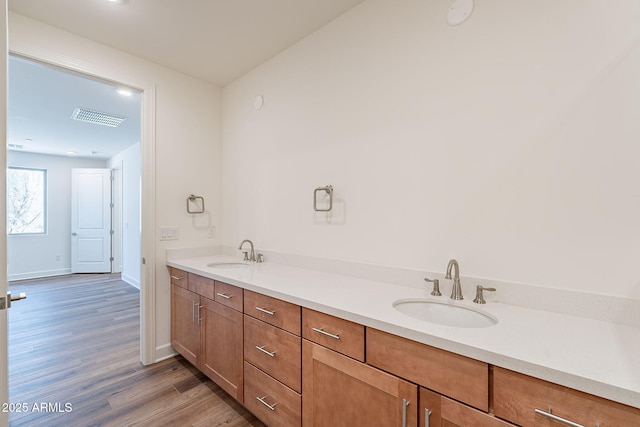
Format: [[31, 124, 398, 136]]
[[170, 284, 200, 366], [199, 297, 244, 402], [419, 387, 514, 427], [302, 340, 418, 427]]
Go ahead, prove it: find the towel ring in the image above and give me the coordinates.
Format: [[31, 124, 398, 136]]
[[313, 185, 333, 212], [187, 194, 205, 214]]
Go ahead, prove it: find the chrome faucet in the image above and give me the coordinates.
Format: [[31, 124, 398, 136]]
[[445, 259, 463, 300], [238, 239, 256, 262]]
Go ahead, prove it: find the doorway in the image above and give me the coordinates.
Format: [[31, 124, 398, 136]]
[[7, 55, 141, 281], [6, 55, 151, 399]]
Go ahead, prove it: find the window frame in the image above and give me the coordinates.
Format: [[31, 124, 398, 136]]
[[7, 166, 48, 236]]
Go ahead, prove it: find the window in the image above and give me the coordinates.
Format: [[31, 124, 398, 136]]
[[7, 167, 47, 235]]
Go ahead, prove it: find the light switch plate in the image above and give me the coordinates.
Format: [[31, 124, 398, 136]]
[[160, 226, 180, 241]]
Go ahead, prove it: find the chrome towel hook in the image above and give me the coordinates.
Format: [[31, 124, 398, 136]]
[[313, 185, 333, 212]]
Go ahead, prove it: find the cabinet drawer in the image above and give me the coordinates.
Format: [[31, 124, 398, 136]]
[[366, 328, 489, 411], [244, 290, 301, 335], [244, 362, 301, 427], [244, 315, 302, 393], [302, 308, 365, 362], [493, 367, 640, 427], [187, 273, 214, 300], [169, 268, 188, 289], [214, 281, 243, 311]]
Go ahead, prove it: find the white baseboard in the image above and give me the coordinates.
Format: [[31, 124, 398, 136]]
[[154, 343, 177, 363], [122, 273, 140, 289], [8, 268, 71, 282]]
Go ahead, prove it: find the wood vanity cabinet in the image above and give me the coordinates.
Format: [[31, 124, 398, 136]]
[[171, 268, 640, 427], [302, 340, 418, 427], [493, 367, 640, 427], [170, 270, 244, 402]]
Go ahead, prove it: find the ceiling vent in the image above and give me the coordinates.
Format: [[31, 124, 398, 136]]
[[71, 107, 126, 127]]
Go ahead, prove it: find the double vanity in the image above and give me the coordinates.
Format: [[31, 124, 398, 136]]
[[167, 253, 640, 426]]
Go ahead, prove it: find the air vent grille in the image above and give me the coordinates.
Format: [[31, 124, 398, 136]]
[[71, 107, 126, 127]]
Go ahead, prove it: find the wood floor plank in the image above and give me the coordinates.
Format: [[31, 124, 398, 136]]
[[8, 274, 265, 427]]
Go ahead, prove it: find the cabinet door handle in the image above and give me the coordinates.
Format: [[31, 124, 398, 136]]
[[197, 303, 203, 324], [256, 396, 277, 411], [312, 327, 340, 340], [216, 292, 231, 299], [255, 306, 275, 316], [170, 275, 183, 280], [402, 399, 410, 427], [534, 408, 585, 427], [424, 408, 432, 427], [255, 345, 276, 357]]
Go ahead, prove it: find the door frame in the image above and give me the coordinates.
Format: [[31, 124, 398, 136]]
[[8, 44, 157, 365], [1, 2, 8, 424], [111, 164, 123, 274]]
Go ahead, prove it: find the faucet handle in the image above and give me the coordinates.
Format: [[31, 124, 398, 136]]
[[473, 285, 496, 304], [256, 253, 264, 263], [424, 277, 441, 296], [242, 251, 249, 261]]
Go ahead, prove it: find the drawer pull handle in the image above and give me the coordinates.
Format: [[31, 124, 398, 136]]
[[256, 396, 277, 411], [170, 275, 183, 280], [216, 292, 231, 299], [402, 399, 410, 427], [425, 408, 432, 427], [534, 408, 585, 427], [255, 306, 275, 316], [256, 345, 276, 357], [312, 327, 340, 340]]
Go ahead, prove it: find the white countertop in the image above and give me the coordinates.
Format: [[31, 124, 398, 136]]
[[167, 255, 640, 409]]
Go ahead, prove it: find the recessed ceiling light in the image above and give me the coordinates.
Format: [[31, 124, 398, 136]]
[[67, 151, 77, 156], [116, 88, 132, 97]]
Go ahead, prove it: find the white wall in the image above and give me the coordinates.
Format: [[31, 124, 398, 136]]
[[222, 0, 640, 300], [9, 12, 223, 360], [108, 143, 141, 288], [7, 151, 106, 280]]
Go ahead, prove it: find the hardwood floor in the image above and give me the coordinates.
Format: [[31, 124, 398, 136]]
[[8, 274, 266, 427]]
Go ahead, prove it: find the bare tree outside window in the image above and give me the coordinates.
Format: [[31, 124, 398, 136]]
[[7, 167, 47, 235]]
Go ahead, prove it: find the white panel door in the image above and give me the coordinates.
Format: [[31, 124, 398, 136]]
[[71, 168, 112, 273]]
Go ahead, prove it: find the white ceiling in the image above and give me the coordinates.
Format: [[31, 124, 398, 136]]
[[8, 0, 366, 86], [8, 55, 142, 160], [7, 0, 365, 159]]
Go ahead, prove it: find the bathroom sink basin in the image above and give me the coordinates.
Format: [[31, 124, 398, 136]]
[[393, 299, 497, 328], [206, 262, 250, 268]]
